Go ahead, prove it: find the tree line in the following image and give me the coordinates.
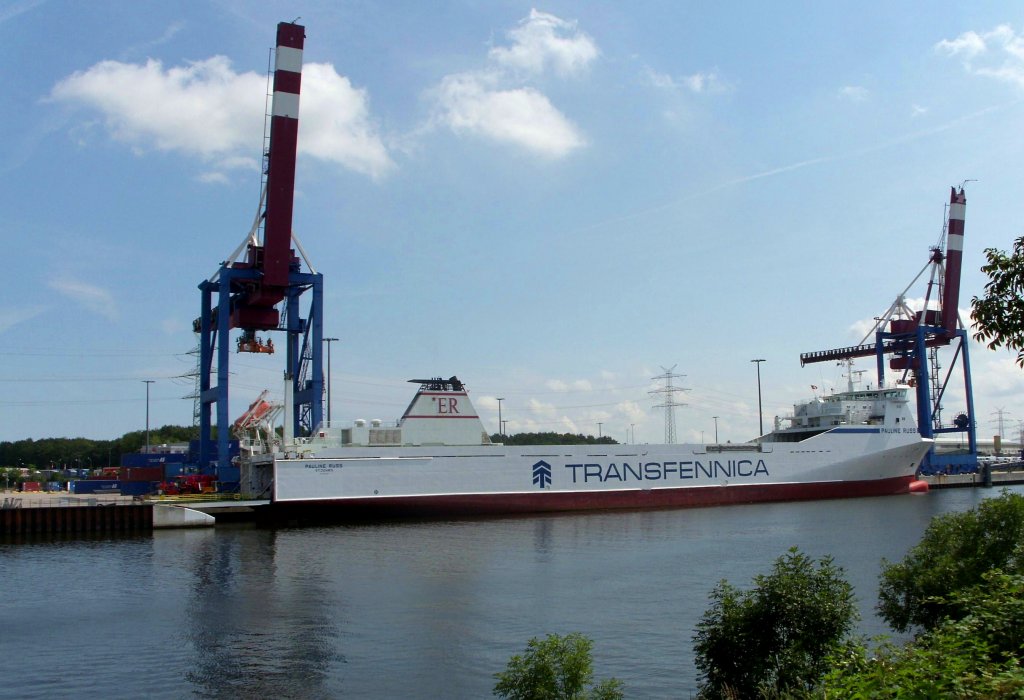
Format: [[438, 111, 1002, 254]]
[[491, 432, 617, 445], [2, 427, 608, 473], [0, 425, 199, 472]]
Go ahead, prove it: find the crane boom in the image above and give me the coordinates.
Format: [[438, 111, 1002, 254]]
[[230, 21, 306, 330], [940, 186, 966, 333], [263, 22, 304, 288]]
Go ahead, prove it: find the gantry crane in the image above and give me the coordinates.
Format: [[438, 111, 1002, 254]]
[[194, 22, 324, 480], [800, 186, 977, 475]]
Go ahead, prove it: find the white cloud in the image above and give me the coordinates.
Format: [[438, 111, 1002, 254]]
[[936, 24, 1024, 89], [433, 71, 585, 157], [489, 9, 598, 77], [50, 56, 393, 179], [839, 85, 869, 102], [49, 278, 117, 321], [617, 399, 646, 424], [429, 10, 592, 158], [936, 30, 989, 59], [51, 57, 264, 157], [196, 171, 230, 185], [683, 72, 725, 93], [0, 306, 48, 334], [160, 317, 187, 335], [299, 63, 394, 179], [543, 378, 595, 392], [644, 67, 729, 94], [973, 354, 1024, 400], [528, 397, 558, 416], [911, 103, 928, 117], [0, 0, 44, 26]]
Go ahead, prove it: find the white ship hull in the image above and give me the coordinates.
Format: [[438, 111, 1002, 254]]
[[269, 427, 931, 517]]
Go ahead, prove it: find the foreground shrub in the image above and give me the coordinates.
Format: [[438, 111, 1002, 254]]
[[493, 632, 623, 700], [878, 490, 1024, 632], [693, 547, 856, 698], [825, 571, 1024, 698]]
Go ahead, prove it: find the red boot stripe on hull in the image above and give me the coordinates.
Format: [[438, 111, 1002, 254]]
[[268, 476, 916, 519]]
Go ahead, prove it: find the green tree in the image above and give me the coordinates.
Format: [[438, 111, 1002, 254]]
[[0, 424, 200, 471], [693, 547, 857, 699], [972, 235, 1024, 366], [823, 571, 1024, 698], [877, 490, 1024, 633], [493, 633, 623, 700]]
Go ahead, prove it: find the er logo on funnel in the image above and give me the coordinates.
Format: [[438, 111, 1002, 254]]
[[532, 460, 552, 489]]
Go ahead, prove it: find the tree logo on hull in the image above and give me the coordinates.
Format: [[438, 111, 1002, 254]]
[[532, 460, 552, 489]]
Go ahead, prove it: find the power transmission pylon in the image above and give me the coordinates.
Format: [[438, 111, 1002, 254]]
[[650, 365, 689, 444], [992, 407, 1011, 439]]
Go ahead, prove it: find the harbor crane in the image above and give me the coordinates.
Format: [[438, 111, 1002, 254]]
[[194, 22, 324, 479], [799, 186, 977, 475]]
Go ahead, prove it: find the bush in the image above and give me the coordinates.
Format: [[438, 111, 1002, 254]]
[[877, 490, 1024, 633], [693, 547, 856, 698], [824, 571, 1024, 697], [493, 632, 623, 700]]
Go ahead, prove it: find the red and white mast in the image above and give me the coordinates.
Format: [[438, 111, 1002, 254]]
[[940, 186, 966, 334]]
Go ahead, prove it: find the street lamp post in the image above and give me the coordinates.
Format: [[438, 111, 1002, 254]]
[[751, 359, 765, 436], [597, 422, 603, 439], [713, 416, 719, 443], [142, 380, 155, 454], [496, 398, 504, 436], [323, 337, 339, 425]]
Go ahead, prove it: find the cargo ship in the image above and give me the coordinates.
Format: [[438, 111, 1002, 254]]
[[243, 376, 932, 518]]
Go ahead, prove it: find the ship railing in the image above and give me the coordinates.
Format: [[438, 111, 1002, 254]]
[[148, 493, 242, 503]]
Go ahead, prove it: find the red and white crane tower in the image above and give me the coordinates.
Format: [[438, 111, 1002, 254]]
[[195, 22, 324, 479]]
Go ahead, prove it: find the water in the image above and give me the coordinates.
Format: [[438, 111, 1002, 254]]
[[2, 486, 1019, 699]]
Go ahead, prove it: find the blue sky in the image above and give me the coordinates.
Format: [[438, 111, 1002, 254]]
[[3, 1, 1024, 446]]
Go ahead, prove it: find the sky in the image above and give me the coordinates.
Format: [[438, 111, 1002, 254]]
[[3, 1, 1024, 448]]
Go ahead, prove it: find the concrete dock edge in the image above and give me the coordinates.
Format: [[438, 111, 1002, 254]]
[[153, 504, 216, 528]]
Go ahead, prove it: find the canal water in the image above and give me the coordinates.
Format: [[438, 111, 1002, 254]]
[[2, 485, 1018, 699]]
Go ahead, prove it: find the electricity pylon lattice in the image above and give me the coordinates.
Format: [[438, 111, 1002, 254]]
[[650, 365, 689, 444]]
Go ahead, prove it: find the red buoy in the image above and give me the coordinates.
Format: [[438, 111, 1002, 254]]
[[909, 480, 930, 494]]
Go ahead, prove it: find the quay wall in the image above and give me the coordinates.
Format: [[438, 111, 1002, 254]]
[[922, 470, 1024, 489], [1, 500, 152, 535]]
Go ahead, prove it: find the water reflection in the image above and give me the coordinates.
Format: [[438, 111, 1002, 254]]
[[168, 528, 344, 698]]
